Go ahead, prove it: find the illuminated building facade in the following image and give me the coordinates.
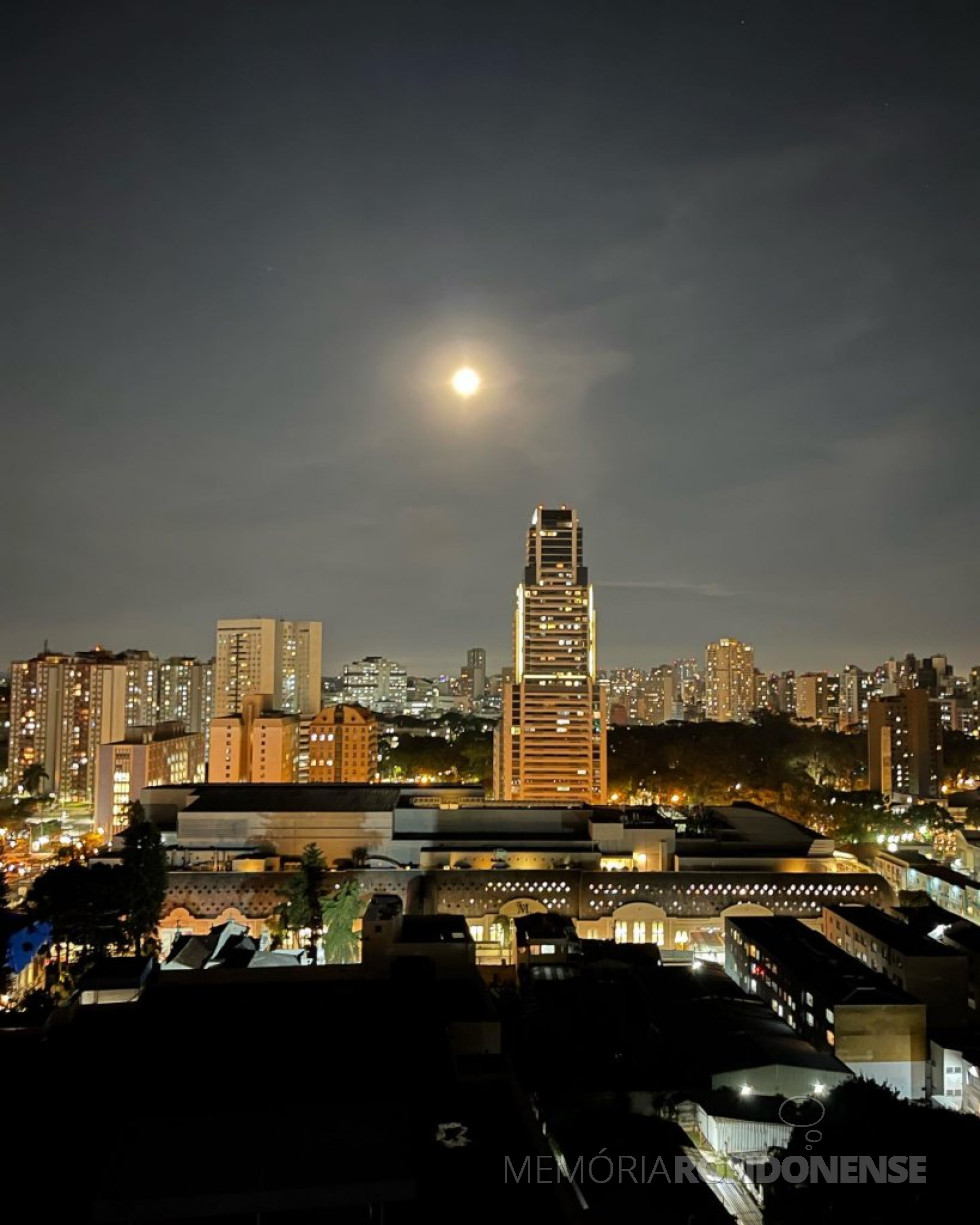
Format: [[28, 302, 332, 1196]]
[[494, 505, 606, 802], [341, 656, 408, 714], [95, 722, 206, 834], [208, 693, 300, 783], [868, 688, 943, 799], [705, 637, 755, 723], [215, 618, 322, 718], [9, 648, 131, 804], [159, 656, 214, 736], [118, 649, 159, 728], [308, 704, 379, 783], [795, 672, 830, 724]]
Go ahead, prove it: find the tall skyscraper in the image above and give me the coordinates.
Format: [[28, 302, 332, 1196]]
[[215, 618, 322, 718], [868, 689, 943, 799], [705, 637, 755, 723], [494, 505, 606, 802]]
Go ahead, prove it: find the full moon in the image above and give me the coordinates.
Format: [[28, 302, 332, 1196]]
[[450, 366, 481, 398]]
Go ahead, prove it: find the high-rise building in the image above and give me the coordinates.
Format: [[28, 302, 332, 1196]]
[[118, 649, 159, 728], [56, 649, 129, 804], [916, 654, 953, 698], [9, 648, 131, 805], [281, 621, 323, 716], [341, 656, 408, 714], [776, 670, 796, 716], [840, 665, 871, 730], [158, 656, 214, 735], [795, 672, 830, 724], [704, 638, 755, 723], [208, 693, 300, 783], [308, 704, 379, 783], [466, 647, 487, 702], [637, 665, 679, 725], [214, 618, 322, 718], [494, 505, 606, 802], [868, 689, 943, 799], [8, 651, 67, 795]]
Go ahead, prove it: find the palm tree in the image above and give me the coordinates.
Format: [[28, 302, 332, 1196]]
[[19, 763, 50, 797]]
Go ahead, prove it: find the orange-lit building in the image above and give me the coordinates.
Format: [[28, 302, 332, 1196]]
[[494, 505, 606, 803], [308, 704, 379, 783]]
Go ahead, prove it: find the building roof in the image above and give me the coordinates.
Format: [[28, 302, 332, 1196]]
[[941, 920, 980, 956], [181, 783, 404, 812], [686, 996, 853, 1076], [823, 903, 963, 958], [727, 915, 920, 1006], [676, 803, 832, 857]]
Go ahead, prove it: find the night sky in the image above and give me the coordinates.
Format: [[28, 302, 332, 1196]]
[[4, 1, 979, 677]]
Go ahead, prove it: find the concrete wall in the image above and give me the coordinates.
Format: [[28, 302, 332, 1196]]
[[834, 1002, 928, 1099]]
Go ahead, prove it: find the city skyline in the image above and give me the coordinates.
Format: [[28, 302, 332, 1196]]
[[4, 614, 977, 691], [4, 3, 979, 674]]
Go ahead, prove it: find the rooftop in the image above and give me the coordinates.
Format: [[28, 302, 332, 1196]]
[[676, 802, 832, 856], [823, 903, 964, 958], [727, 915, 921, 1006]]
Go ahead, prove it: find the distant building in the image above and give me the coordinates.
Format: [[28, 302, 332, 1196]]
[[158, 656, 214, 737], [341, 656, 408, 714], [839, 664, 871, 730], [705, 638, 755, 723], [8, 648, 130, 805], [117, 649, 159, 728], [95, 722, 206, 834], [494, 505, 606, 803], [795, 672, 829, 724], [465, 647, 487, 702], [215, 618, 322, 718], [308, 704, 379, 783], [208, 693, 300, 783], [868, 688, 943, 798]]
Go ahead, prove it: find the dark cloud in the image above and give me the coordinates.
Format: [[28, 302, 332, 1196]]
[[2, 1, 978, 675]]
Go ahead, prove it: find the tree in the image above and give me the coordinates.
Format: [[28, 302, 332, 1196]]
[[320, 879, 362, 964], [18, 763, 50, 797], [277, 843, 329, 964], [26, 861, 126, 961], [120, 801, 167, 956]]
